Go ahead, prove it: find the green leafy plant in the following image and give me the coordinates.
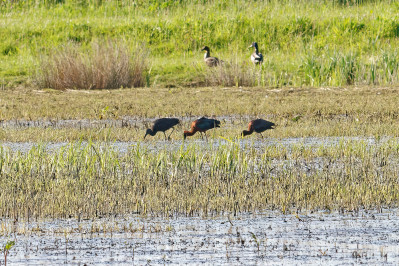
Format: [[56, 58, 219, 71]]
[[1, 241, 15, 266]]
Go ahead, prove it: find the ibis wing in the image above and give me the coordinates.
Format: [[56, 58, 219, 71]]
[[153, 118, 180, 131], [253, 119, 275, 132], [197, 119, 220, 130]]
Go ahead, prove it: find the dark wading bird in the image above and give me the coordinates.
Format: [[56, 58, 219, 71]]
[[201, 46, 222, 67], [248, 42, 263, 65], [184, 117, 221, 140], [144, 118, 180, 140], [242, 119, 275, 138]]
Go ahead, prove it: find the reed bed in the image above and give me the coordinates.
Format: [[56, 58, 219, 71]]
[[0, 139, 398, 220], [36, 41, 148, 90]]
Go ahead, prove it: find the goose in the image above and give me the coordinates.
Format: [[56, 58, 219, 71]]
[[248, 42, 263, 65], [201, 46, 221, 67]]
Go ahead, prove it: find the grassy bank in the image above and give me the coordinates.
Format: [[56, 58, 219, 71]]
[[0, 86, 398, 141], [1, 86, 398, 120], [1, 0, 399, 88]]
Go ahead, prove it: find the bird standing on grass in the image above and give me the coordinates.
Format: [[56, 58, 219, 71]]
[[201, 46, 222, 67], [241, 119, 275, 138], [144, 118, 180, 140], [184, 117, 221, 140], [248, 42, 263, 65]]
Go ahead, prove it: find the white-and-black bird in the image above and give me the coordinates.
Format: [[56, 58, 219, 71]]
[[248, 42, 263, 65]]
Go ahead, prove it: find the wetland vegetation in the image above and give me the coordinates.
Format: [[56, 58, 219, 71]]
[[1, 0, 399, 88], [1, 137, 399, 220], [1, 0, 399, 264], [0, 87, 399, 142]]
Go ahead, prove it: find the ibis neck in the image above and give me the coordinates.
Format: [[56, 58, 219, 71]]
[[148, 129, 156, 136], [184, 129, 197, 137], [242, 130, 254, 136]]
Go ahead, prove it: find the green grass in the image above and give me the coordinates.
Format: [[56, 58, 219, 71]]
[[0, 139, 398, 219], [1, 0, 399, 87]]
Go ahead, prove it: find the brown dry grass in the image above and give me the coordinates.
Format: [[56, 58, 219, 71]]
[[201, 60, 260, 87], [36, 40, 148, 90], [0, 86, 398, 141], [0, 86, 398, 120]]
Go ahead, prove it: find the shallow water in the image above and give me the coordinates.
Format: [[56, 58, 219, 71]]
[[0, 116, 265, 130], [1, 210, 398, 265], [0, 137, 397, 264], [0, 136, 393, 154]]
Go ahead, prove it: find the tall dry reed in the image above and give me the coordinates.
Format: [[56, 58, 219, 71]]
[[36, 40, 148, 90]]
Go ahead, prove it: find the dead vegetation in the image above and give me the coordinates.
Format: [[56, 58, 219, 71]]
[[36, 40, 148, 90]]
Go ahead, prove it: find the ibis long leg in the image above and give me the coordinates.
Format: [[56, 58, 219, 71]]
[[167, 127, 175, 140]]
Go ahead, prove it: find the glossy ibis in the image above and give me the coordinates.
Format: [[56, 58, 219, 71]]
[[144, 118, 180, 140], [248, 42, 263, 65], [241, 119, 275, 138], [201, 46, 221, 67], [184, 117, 221, 140]]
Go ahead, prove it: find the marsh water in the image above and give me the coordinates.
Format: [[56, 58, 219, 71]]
[[1, 210, 398, 265], [0, 136, 392, 155], [0, 116, 262, 129], [1, 126, 398, 264]]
